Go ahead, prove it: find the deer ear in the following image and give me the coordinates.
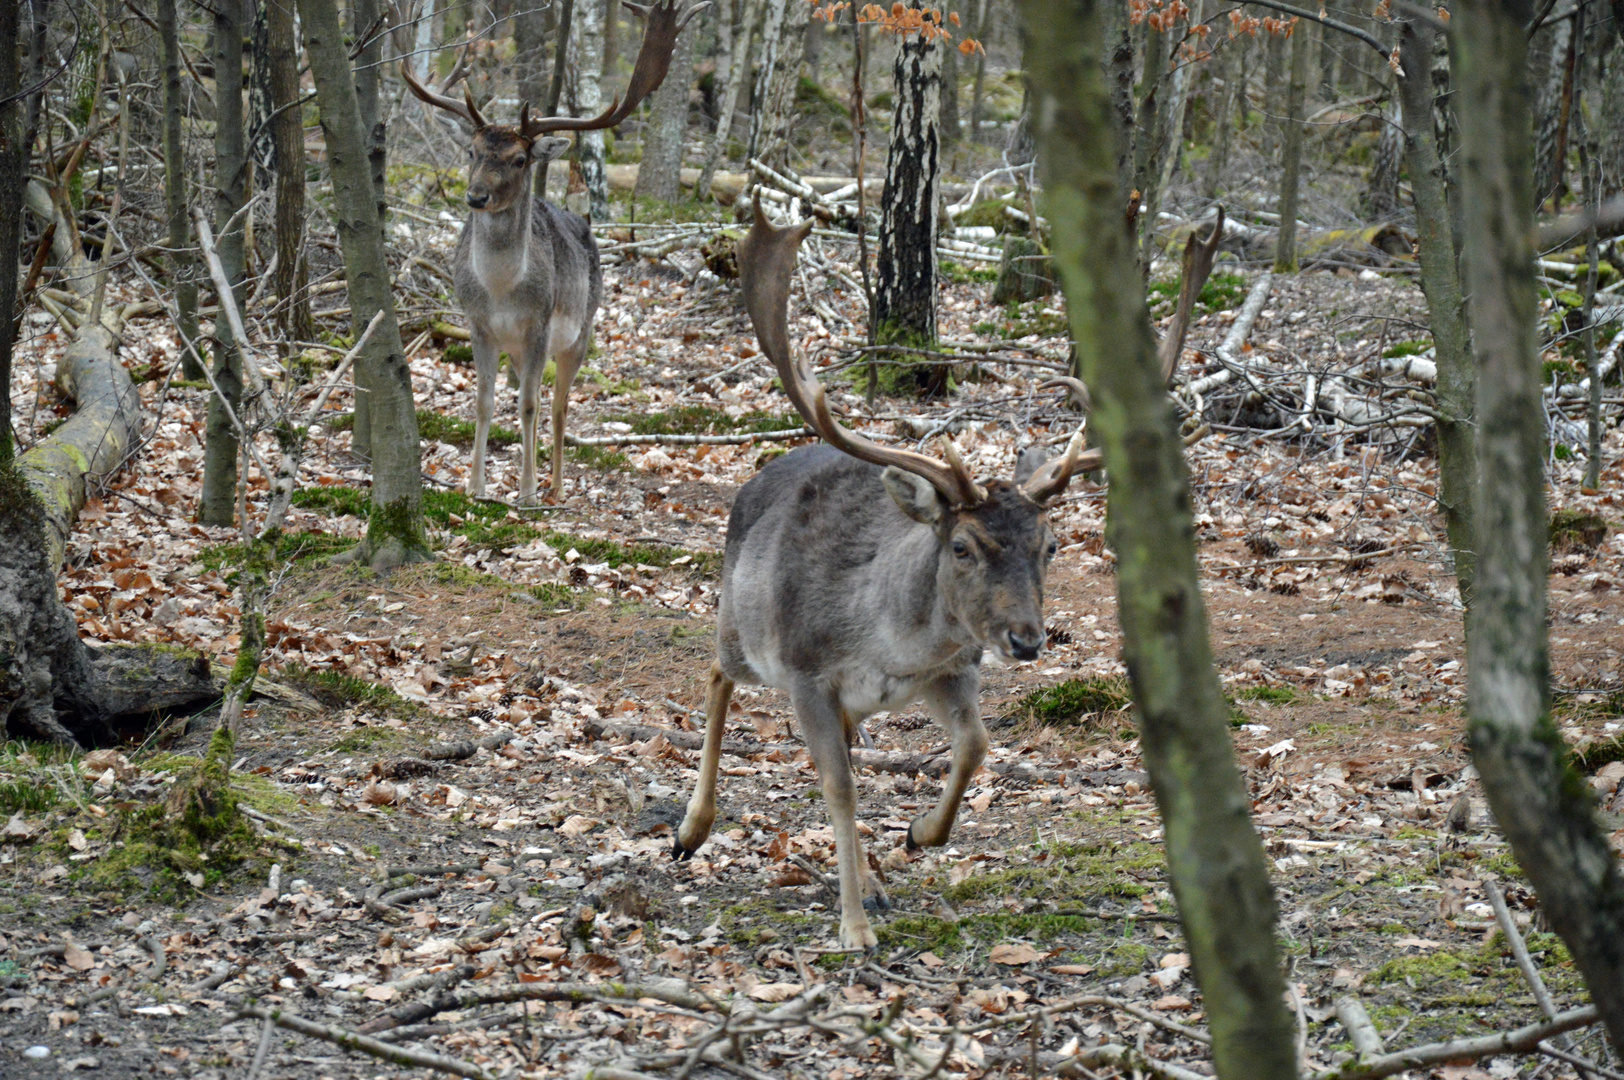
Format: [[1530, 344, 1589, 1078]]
[[534, 136, 572, 163], [882, 467, 945, 525]]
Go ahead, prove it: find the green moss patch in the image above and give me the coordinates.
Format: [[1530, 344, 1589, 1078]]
[[417, 410, 520, 449], [1550, 509, 1609, 552], [277, 663, 425, 719], [199, 529, 358, 571], [1148, 271, 1247, 316], [610, 405, 802, 437], [1004, 677, 1133, 727], [1237, 685, 1299, 704], [943, 837, 1163, 907], [0, 778, 60, 814]]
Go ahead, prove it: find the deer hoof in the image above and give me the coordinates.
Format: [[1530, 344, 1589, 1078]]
[[671, 837, 699, 862], [905, 821, 922, 852], [863, 893, 891, 915]]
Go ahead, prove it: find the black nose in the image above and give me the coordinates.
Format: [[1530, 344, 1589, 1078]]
[[466, 192, 489, 209], [1008, 628, 1043, 662]]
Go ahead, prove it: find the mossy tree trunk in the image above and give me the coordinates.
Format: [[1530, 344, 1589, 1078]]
[[199, 0, 249, 527], [298, 0, 428, 570], [1398, 19, 1475, 610], [634, 11, 695, 201], [1273, 20, 1311, 273], [874, 33, 941, 350], [0, 0, 24, 462], [268, 0, 313, 350], [347, 0, 387, 458], [1454, 0, 1624, 1049], [159, 0, 202, 381], [1018, 0, 1300, 1076]]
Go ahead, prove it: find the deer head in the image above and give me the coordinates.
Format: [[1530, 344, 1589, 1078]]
[[736, 199, 1100, 661], [401, 0, 708, 212]]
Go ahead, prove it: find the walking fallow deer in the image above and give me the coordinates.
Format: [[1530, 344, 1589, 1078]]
[[671, 201, 1222, 949], [401, 0, 705, 500]]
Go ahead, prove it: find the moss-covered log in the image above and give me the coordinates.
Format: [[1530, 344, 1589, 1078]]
[[1017, 0, 1299, 1076], [15, 316, 138, 571]]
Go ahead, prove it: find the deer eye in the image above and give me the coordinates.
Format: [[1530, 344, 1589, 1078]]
[[951, 539, 972, 560], [513, 155, 526, 168], [1047, 540, 1058, 558]]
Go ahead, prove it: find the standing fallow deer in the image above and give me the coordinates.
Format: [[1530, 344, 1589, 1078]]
[[672, 202, 1223, 949], [400, 0, 705, 500]]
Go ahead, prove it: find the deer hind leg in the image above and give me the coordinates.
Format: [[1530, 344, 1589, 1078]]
[[797, 685, 879, 951], [468, 334, 499, 497], [907, 670, 988, 850], [674, 663, 734, 859], [547, 326, 590, 497]]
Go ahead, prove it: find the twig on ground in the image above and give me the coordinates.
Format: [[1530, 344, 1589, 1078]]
[[237, 1003, 494, 1079], [1486, 880, 1593, 1075]]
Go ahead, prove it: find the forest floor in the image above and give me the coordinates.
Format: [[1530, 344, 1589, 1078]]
[[3, 237, 1624, 1079]]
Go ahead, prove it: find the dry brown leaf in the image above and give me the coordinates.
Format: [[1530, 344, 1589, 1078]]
[[748, 982, 804, 1002], [988, 942, 1043, 966]]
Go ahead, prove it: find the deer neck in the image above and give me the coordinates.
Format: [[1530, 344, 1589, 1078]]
[[468, 192, 533, 297]]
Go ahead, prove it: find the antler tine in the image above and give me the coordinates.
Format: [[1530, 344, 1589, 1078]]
[[1021, 428, 1102, 505], [1156, 205, 1225, 382], [736, 198, 985, 509], [519, 0, 710, 136], [399, 55, 480, 126], [1040, 376, 1091, 413]]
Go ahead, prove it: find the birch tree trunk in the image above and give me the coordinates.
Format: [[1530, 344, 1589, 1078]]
[[746, 0, 807, 175], [1273, 21, 1311, 272], [634, 11, 695, 201], [268, 0, 313, 349], [874, 34, 941, 355], [1151, 0, 1203, 213], [1364, 94, 1402, 217], [1532, 12, 1574, 207], [299, 0, 428, 570], [572, 0, 610, 220], [1018, 1, 1298, 1074], [1455, 0, 1624, 1048], [199, 0, 249, 527], [0, 0, 24, 460], [1399, 19, 1475, 609], [697, 0, 759, 199], [159, 0, 201, 381]]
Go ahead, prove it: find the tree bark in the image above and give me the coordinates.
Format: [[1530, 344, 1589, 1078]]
[[1273, 21, 1311, 272], [1017, 0, 1299, 1074], [745, 0, 806, 175], [1363, 94, 1402, 218], [968, 0, 988, 141], [1531, 10, 1575, 207], [572, 0, 610, 220], [159, 0, 202, 380], [1150, 0, 1203, 215], [634, 7, 695, 201], [939, 31, 960, 145], [268, 0, 313, 350], [874, 33, 941, 352], [299, 0, 428, 570], [537, 0, 576, 195], [697, 0, 759, 200], [1399, 20, 1475, 609], [0, 0, 24, 461], [1202, 39, 1238, 200], [1454, 0, 1624, 1050], [347, 0, 387, 457], [200, 0, 249, 527]]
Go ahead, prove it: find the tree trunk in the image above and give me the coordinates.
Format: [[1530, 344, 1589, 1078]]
[[634, 9, 695, 201], [1273, 22, 1311, 272], [1151, 0, 1203, 215], [159, 0, 202, 381], [514, 0, 549, 108], [1399, 20, 1475, 609], [200, 0, 249, 527], [1454, 0, 1624, 1050], [1532, 11, 1575, 207], [968, 0, 988, 141], [572, 0, 610, 220], [299, 0, 428, 570], [249, 0, 276, 184], [746, 0, 807, 175], [697, 0, 760, 200], [347, 0, 387, 458], [268, 0, 312, 350], [1364, 94, 1402, 218], [940, 31, 960, 146], [0, 0, 23, 461], [1202, 40, 1238, 200], [537, 0, 575, 195], [874, 33, 941, 354], [1017, 0, 1299, 1075]]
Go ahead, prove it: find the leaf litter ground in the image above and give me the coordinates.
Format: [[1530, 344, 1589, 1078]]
[[3, 250, 1624, 1079]]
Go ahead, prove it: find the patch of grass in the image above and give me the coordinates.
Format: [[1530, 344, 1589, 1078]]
[[940, 259, 999, 285], [544, 531, 720, 576], [1148, 272, 1249, 316], [293, 485, 371, 518], [943, 838, 1163, 907], [954, 199, 1017, 232], [610, 405, 802, 437], [278, 664, 425, 719], [199, 529, 357, 571], [329, 725, 415, 754], [417, 410, 520, 449], [0, 778, 59, 813], [1003, 677, 1132, 727], [1237, 685, 1299, 704], [1382, 339, 1431, 359], [876, 912, 1112, 959]]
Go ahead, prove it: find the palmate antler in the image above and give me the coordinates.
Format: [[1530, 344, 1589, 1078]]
[[736, 200, 1099, 510], [400, 0, 708, 135]]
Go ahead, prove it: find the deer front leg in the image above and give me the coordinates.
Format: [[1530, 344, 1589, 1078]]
[[516, 342, 544, 502], [674, 663, 735, 859], [907, 669, 988, 850], [795, 682, 879, 951], [468, 333, 500, 497], [548, 329, 589, 497]]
